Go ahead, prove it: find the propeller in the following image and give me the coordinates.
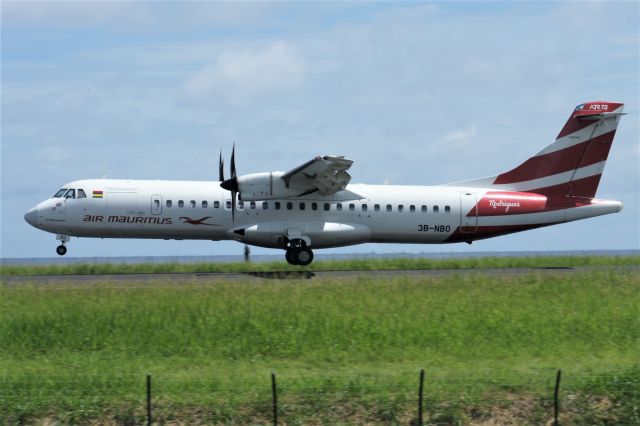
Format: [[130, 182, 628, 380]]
[[220, 144, 239, 221]]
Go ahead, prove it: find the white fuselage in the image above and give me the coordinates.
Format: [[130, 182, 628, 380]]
[[26, 178, 622, 250]]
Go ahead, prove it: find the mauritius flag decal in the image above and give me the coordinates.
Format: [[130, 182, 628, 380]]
[[93, 190, 104, 198]]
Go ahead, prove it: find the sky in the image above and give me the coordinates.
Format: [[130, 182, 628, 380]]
[[1, 1, 639, 259]]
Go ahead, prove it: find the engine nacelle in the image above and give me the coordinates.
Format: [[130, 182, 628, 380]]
[[236, 172, 300, 201]]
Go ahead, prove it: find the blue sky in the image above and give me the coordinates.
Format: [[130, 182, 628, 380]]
[[2, 1, 638, 259]]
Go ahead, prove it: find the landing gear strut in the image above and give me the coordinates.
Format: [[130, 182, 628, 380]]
[[285, 239, 314, 266]]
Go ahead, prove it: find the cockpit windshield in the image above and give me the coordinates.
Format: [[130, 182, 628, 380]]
[[53, 189, 68, 198]]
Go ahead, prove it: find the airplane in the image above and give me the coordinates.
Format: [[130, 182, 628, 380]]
[[24, 101, 625, 266]]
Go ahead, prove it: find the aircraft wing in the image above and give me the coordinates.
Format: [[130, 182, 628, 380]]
[[281, 155, 354, 196]]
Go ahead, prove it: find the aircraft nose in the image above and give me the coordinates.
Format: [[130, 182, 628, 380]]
[[24, 206, 39, 227]]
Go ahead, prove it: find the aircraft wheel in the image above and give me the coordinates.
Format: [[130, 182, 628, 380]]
[[56, 244, 67, 256], [293, 247, 314, 266], [285, 249, 297, 265]]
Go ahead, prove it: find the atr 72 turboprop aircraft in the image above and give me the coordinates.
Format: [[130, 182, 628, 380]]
[[25, 101, 625, 265]]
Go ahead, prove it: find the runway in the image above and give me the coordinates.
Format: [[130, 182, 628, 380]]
[[2, 265, 637, 285]]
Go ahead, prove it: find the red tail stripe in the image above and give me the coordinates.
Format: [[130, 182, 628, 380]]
[[556, 102, 623, 139], [494, 130, 616, 184], [557, 116, 594, 139], [525, 174, 602, 198]]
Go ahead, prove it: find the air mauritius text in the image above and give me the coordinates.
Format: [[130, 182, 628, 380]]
[[83, 215, 172, 224]]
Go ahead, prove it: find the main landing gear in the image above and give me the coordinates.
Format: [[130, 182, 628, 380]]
[[285, 239, 314, 266]]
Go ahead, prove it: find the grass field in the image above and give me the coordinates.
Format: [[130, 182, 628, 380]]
[[1, 254, 638, 276], [1, 259, 639, 424]]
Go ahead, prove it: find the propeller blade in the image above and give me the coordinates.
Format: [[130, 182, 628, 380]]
[[231, 190, 236, 221], [218, 144, 239, 222], [218, 151, 225, 182], [230, 144, 237, 179], [220, 144, 239, 192]]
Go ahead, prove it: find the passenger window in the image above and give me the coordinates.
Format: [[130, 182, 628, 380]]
[[190, 200, 196, 208], [349, 203, 355, 211], [337, 203, 342, 211], [154, 200, 160, 208], [362, 204, 368, 212], [64, 189, 75, 199], [214, 201, 220, 208], [179, 200, 185, 208], [250, 201, 256, 209], [445, 205, 451, 213], [77, 189, 87, 199], [433, 205, 439, 213], [398, 204, 404, 212], [238, 201, 245, 209], [299, 202, 305, 210], [53, 189, 68, 198], [166, 200, 172, 208], [262, 201, 269, 210], [421, 205, 427, 213], [324, 203, 330, 211], [225, 200, 231, 209], [202, 201, 208, 208], [410, 205, 415, 213], [374, 204, 380, 212], [386, 204, 392, 212], [286, 202, 293, 210], [312, 202, 318, 211], [275, 202, 281, 210]]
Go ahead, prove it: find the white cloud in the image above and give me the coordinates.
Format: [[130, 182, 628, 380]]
[[416, 125, 478, 159], [184, 41, 305, 104]]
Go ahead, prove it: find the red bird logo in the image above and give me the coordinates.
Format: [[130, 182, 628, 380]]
[[179, 216, 219, 226]]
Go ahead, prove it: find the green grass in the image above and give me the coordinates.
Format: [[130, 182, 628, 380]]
[[1, 269, 638, 424], [1, 254, 638, 276]]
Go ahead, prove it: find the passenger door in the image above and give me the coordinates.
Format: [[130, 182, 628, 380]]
[[151, 195, 162, 215], [460, 192, 478, 233]]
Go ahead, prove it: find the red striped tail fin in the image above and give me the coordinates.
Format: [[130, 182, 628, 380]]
[[446, 101, 625, 198]]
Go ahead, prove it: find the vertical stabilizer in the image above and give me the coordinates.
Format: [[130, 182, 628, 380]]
[[445, 101, 625, 198]]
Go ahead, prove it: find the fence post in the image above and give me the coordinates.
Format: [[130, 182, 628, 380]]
[[271, 372, 278, 426], [147, 374, 152, 426], [553, 369, 562, 426], [417, 369, 425, 426]]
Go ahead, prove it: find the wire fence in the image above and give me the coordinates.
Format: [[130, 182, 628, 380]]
[[1, 368, 638, 425]]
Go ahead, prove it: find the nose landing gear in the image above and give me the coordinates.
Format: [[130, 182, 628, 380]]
[[285, 238, 314, 266], [56, 244, 67, 256], [55, 234, 70, 256]]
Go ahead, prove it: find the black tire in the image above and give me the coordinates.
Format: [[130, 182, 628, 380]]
[[285, 249, 297, 265], [294, 248, 314, 266], [56, 245, 67, 256]]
